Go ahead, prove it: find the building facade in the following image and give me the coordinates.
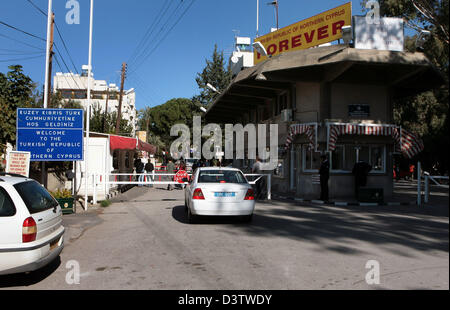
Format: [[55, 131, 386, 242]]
[[53, 65, 137, 135]]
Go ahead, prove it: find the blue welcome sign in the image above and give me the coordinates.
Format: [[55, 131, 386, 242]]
[[16, 108, 84, 162]]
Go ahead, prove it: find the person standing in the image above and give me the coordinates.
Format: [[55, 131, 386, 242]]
[[319, 154, 330, 202], [136, 158, 145, 187], [145, 160, 154, 188], [252, 157, 263, 199], [166, 159, 176, 191]]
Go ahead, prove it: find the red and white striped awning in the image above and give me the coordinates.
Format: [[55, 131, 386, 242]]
[[327, 123, 424, 158], [285, 123, 318, 151]]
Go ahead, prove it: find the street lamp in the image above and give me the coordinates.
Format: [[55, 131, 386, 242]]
[[341, 25, 353, 45], [416, 30, 431, 50], [252, 41, 269, 57], [207, 83, 221, 94]]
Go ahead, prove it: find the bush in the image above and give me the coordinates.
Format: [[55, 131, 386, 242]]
[[100, 200, 112, 208], [50, 188, 72, 199]]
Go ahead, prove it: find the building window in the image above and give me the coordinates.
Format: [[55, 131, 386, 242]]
[[330, 144, 386, 173], [113, 150, 119, 169], [61, 90, 73, 99], [92, 92, 103, 99], [302, 144, 321, 172], [74, 90, 87, 99]]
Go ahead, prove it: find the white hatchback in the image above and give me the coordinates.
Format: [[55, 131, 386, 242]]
[[0, 173, 65, 275], [184, 167, 255, 223]]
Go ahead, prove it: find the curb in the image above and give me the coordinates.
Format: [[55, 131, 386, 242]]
[[272, 194, 416, 207]]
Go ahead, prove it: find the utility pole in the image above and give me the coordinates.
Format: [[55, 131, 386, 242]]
[[115, 62, 127, 135], [102, 86, 109, 132], [46, 13, 55, 107], [42, 12, 55, 187]]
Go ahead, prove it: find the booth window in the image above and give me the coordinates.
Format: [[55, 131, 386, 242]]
[[112, 150, 119, 169], [331, 144, 386, 173], [302, 144, 321, 172], [125, 152, 131, 169]]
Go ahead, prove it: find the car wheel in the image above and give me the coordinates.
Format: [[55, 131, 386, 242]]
[[242, 214, 253, 223], [187, 208, 196, 224]]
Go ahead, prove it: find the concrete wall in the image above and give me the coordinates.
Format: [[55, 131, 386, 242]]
[[295, 82, 321, 123], [330, 83, 390, 122]]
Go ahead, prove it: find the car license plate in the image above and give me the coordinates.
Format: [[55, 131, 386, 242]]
[[214, 192, 235, 197]]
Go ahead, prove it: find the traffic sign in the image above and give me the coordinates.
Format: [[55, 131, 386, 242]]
[[16, 108, 84, 162]]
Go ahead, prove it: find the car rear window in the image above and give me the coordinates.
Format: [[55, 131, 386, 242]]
[[198, 170, 248, 184], [14, 181, 58, 214], [0, 187, 16, 217]]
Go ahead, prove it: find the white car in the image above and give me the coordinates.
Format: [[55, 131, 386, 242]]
[[184, 167, 255, 223], [0, 173, 65, 275]]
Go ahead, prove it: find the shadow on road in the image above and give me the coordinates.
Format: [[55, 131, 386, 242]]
[[0, 256, 61, 288], [216, 201, 449, 256]]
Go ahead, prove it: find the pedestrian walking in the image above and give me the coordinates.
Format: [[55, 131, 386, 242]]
[[167, 159, 176, 191], [145, 161, 154, 187], [319, 154, 330, 202]]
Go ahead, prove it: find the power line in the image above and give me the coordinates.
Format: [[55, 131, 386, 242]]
[[0, 33, 44, 50], [54, 24, 79, 75], [128, 0, 197, 76], [128, 0, 184, 71], [127, 0, 173, 68], [25, 0, 47, 17], [0, 54, 45, 63], [0, 20, 46, 41], [24, 0, 80, 74], [54, 46, 83, 90]]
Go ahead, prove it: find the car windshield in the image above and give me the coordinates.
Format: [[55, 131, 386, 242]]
[[198, 170, 248, 184], [14, 181, 58, 214]]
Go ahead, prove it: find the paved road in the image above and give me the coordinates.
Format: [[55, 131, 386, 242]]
[[1, 186, 448, 290]]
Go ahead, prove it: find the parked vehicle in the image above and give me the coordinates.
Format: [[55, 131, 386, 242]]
[[0, 173, 65, 275], [184, 167, 255, 223]]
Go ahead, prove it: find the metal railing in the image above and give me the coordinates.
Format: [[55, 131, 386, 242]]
[[424, 173, 449, 204], [90, 172, 272, 204]]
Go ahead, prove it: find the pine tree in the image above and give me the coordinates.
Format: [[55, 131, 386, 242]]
[[194, 44, 232, 107]]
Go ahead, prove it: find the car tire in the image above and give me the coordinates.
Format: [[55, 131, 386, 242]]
[[187, 208, 196, 224], [242, 214, 253, 223]]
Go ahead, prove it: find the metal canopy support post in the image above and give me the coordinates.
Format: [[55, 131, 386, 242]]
[[417, 161, 421, 206]]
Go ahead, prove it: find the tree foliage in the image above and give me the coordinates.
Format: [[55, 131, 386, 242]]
[[89, 104, 133, 136], [0, 65, 36, 155], [139, 98, 197, 151], [194, 44, 233, 107]]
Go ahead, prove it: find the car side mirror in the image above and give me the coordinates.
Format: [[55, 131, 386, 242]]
[[182, 177, 189, 183]]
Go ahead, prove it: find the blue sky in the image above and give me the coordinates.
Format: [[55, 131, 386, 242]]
[[1, 0, 387, 111]]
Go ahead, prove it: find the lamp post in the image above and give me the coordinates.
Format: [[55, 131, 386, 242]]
[[84, 0, 94, 209]]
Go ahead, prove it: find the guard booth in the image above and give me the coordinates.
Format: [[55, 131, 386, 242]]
[[205, 45, 444, 201]]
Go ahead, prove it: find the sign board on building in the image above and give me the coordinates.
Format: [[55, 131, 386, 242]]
[[353, 16, 404, 52], [6, 151, 31, 177], [254, 2, 352, 64], [16, 108, 84, 162], [136, 131, 147, 144], [349, 104, 370, 118]]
